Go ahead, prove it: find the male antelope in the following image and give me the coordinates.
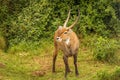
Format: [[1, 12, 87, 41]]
[[52, 10, 80, 77]]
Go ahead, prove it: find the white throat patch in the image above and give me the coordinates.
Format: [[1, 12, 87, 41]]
[[65, 38, 70, 45]]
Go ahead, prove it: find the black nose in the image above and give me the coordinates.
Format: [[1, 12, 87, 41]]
[[56, 37, 59, 40]]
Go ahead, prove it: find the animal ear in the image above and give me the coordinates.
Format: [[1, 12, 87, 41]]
[[58, 26, 62, 30]]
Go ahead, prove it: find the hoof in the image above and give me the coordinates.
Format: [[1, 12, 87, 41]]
[[76, 73, 79, 77], [67, 69, 72, 73], [52, 70, 55, 73]]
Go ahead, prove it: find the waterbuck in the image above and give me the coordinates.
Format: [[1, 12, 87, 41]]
[[52, 10, 80, 77]]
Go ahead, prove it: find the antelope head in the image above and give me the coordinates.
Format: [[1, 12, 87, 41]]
[[56, 10, 80, 43]]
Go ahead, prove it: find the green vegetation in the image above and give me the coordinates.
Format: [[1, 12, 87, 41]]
[[0, 0, 120, 80], [0, 0, 120, 47], [0, 36, 6, 50], [0, 40, 120, 80], [96, 66, 120, 80], [92, 36, 119, 62]]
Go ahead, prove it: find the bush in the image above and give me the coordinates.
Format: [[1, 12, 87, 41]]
[[92, 36, 119, 62], [81, 35, 119, 62], [0, 0, 119, 51], [7, 0, 54, 46]]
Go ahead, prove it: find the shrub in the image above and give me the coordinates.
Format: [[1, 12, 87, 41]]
[[1, 0, 119, 48], [92, 36, 119, 62]]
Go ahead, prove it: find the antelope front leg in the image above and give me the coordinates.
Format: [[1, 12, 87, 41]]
[[73, 54, 79, 76], [52, 48, 58, 73], [63, 55, 69, 77]]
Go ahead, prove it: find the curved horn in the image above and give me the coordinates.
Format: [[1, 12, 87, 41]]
[[63, 10, 71, 27], [68, 10, 80, 29]]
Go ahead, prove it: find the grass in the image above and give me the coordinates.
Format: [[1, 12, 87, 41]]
[[0, 41, 120, 80]]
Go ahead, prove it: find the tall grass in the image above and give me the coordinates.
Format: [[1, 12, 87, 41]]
[[0, 36, 6, 51], [92, 37, 119, 62], [82, 35, 119, 63], [96, 66, 120, 80], [8, 39, 54, 55]]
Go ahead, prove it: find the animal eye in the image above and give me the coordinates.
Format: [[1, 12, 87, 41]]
[[64, 31, 67, 34]]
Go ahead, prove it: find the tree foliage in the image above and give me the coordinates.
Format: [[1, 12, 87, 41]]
[[0, 0, 120, 48]]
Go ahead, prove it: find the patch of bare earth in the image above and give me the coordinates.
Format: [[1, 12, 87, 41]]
[[0, 63, 5, 79], [32, 70, 46, 77], [31, 54, 53, 76], [31, 53, 72, 76], [0, 62, 5, 68], [0, 75, 2, 80]]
